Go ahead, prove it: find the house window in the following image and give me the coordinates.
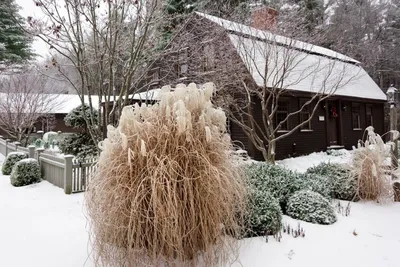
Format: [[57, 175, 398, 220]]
[[203, 43, 215, 71], [366, 105, 373, 127], [150, 68, 160, 84], [178, 47, 189, 76], [276, 100, 290, 131], [300, 99, 312, 131], [352, 103, 361, 130]]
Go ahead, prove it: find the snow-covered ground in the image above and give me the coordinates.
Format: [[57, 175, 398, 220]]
[[1, 152, 400, 267], [277, 149, 352, 173]]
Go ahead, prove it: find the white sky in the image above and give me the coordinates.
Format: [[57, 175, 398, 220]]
[[16, 0, 50, 60]]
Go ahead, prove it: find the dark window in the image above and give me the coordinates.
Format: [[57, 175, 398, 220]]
[[366, 105, 373, 127], [179, 47, 188, 76], [276, 100, 289, 131], [150, 68, 160, 84], [300, 99, 312, 130], [203, 43, 215, 71], [352, 103, 361, 129]]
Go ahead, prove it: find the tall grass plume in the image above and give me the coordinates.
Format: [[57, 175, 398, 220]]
[[85, 83, 246, 266]]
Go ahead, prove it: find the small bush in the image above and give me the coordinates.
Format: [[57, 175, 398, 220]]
[[246, 162, 304, 212], [245, 189, 282, 237], [2, 152, 29, 175], [287, 190, 337, 225], [306, 162, 356, 201], [300, 173, 333, 199], [10, 159, 41, 187], [58, 133, 97, 159]]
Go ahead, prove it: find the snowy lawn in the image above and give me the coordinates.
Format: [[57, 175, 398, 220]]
[[1, 152, 400, 267], [277, 149, 352, 173]]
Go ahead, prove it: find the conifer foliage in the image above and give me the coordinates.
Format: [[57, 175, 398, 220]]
[[0, 0, 32, 64]]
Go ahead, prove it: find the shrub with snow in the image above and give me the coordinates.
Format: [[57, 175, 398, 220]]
[[2, 152, 29, 175], [245, 189, 282, 237], [245, 162, 303, 212], [59, 105, 98, 159], [10, 158, 41, 187], [306, 162, 356, 201], [300, 173, 333, 199], [287, 190, 337, 225]]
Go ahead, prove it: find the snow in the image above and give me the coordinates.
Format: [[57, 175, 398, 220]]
[[1, 151, 400, 267], [277, 149, 352, 173], [195, 12, 359, 64], [196, 12, 386, 101]]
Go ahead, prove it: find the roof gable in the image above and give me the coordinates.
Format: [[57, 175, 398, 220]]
[[196, 12, 386, 101]]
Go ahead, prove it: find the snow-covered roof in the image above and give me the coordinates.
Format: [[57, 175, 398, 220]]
[[196, 12, 386, 101]]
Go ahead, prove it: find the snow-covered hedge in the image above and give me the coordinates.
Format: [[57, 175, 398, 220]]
[[245, 189, 282, 237], [10, 158, 41, 187], [300, 173, 333, 199], [2, 152, 29, 175], [306, 163, 357, 201], [245, 162, 303, 212], [287, 190, 337, 225]]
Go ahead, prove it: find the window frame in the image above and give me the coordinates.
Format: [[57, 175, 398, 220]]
[[178, 47, 189, 76], [276, 99, 290, 132], [202, 43, 215, 71], [352, 103, 362, 130], [366, 105, 373, 127], [299, 98, 312, 132]]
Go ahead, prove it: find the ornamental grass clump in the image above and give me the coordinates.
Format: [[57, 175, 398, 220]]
[[85, 83, 246, 267], [351, 127, 393, 202]]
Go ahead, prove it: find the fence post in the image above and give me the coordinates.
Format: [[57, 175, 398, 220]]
[[28, 145, 35, 159], [36, 148, 45, 162], [64, 155, 74, 194], [5, 139, 10, 156], [14, 142, 21, 152]]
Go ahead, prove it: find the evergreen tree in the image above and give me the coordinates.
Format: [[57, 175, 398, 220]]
[[0, 0, 33, 64]]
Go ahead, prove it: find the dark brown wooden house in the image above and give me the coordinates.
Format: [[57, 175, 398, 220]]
[[139, 11, 387, 160]]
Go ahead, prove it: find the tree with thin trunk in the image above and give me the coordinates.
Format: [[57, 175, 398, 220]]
[[156, 14, 361, 163], [25, 0, 164, 144], [0, 70, 62, 145]]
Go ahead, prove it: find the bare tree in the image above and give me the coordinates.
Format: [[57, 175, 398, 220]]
[[0, 71, 62, 145], [155, 14, 361, 163], [25, 0, 164, 143]]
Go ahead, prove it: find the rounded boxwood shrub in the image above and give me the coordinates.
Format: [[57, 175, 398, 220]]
[[306, 162, 357, 201], [287, 190, 337, 225], [2, 152, 29, 175], [300, 173, 333, 199], [10, 158, 41, 187], [245, 189, 282, 237], [246, 162, 304, 212]]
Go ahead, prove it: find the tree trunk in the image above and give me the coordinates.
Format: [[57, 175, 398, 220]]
[[267, 141, 276, 164]]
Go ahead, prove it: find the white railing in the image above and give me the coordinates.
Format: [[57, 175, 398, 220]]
[[0, 137, 97, 194]]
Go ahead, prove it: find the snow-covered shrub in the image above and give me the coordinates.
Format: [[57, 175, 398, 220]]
[[2, 152, 29, 175], [306, 162, 356, 201], [60, 105, 98, 159], [287, 190, 337, 225], [65, 104, 99, 128], [59, 133, 97, 159], [351, 127, 393, 202], [245, 162, 303, 212], [300, 173, 333, 199], [10, 158, 41, 187], [85, 83, 246, 267], [245, 189, 282, 237], [43, 131, 58, 143]]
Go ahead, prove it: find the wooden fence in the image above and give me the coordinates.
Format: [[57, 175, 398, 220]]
[[0, 137, 97, 194]]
